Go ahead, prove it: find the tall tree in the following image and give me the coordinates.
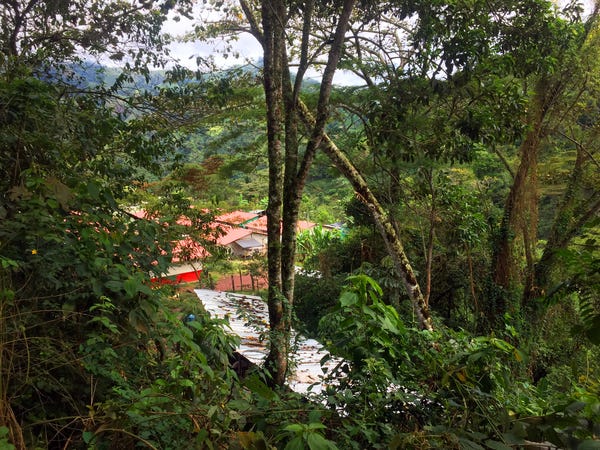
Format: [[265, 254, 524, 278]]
[[254, 0, 358, 385], [187, 0, 363, 383], [491, 2, 600, 317], [197, 0, 360, 385], [528, 4, 600, 301], [259, 0, 287, 385]]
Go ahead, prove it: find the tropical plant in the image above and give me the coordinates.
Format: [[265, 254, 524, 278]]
[[317, 275, 600, 449], [296, 226, 342, 274]]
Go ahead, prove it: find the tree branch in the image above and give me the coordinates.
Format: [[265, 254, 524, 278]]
[[296, 0, 357, 187], [239, 0, 264, 44]]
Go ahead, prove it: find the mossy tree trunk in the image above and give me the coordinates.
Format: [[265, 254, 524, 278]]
[[261, 0, 287, 386]]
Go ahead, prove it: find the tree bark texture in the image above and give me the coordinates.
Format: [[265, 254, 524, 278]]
[[280, 0, 357, 305], [261, 0, 287, 387], [259, 0, 357, 386], [491, 7, 600, 316]]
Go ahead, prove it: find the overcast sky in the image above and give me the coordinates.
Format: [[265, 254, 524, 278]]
[[160, 5, 363, 85], [161, 0, 596, 85], [161, 7, 262, 70]]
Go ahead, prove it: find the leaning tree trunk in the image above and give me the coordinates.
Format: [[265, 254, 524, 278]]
[[298, 101, 434, 331]]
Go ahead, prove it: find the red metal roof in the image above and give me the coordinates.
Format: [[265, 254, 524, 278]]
[[215, 210, 259, 226], [171, 237, 211, 263], [216, 225, 253, 246], [133, 209, 315, 258], [245, 215, 316, 234]]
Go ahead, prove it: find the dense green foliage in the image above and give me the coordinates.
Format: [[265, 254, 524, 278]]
[[1, 0, 599, 448]]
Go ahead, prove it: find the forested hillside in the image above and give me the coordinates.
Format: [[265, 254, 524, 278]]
[[1, 0, 599, 449]]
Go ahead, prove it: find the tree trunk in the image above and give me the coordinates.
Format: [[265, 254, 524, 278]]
[[489, 78, 550, 320], [261, 0, 287, 387], [280, 45, 300, 312], [424, 168, 436, 308], [280, 0, 356, 303], [490, 6, 600, 318]]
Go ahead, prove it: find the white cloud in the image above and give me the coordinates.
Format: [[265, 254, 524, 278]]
[[161, 4, 365, 85], [162, 5, 262, 70]]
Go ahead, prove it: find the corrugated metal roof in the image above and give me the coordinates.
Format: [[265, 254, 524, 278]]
[[235, 238, 263, 249]]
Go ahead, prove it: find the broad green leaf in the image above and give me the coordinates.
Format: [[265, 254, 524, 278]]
[[82, 431, 94, 444], [489, 338, 513, 353], [178, 379, 194, 388], [283, 424, 304, 433], [307, 432, 337, 450], [105, 280, 123, 293], [380, 315, 400, 334], [484, 440, 513, 450], [207, 405, 218, 418], [244, 374, 276, 401], [340, 291, 357, 307], [284, 437, 305, 450], [124, 277, 140, 298], [0, 258, 19, 269]]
